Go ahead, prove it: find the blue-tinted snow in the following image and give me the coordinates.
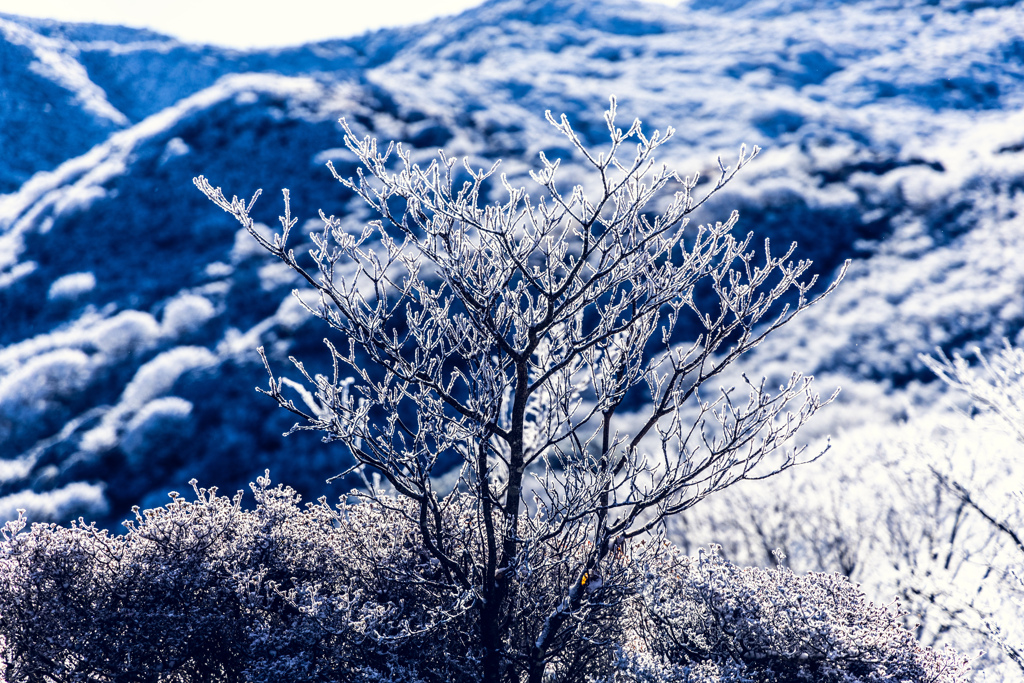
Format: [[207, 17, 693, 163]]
[[0, 0, 1022, 533]]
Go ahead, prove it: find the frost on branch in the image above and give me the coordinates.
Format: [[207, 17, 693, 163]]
[[920, 341, 1024, 675], [194, 97, 878, 682]]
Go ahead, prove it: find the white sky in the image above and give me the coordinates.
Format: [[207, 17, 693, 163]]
[[0, 0, 678, 50]]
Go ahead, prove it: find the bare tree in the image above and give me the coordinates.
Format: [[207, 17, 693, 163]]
[[194, 98, 846, 683], [921, 343, 1024, 676]]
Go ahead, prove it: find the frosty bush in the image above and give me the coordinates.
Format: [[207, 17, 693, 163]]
[[622, 546, 969, 683], [921, 341, 1024, 444], [0, 475, 487, 682], [0, 477, 969, 682], [0, 481, 251, 682]]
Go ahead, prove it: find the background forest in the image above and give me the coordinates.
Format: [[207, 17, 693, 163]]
[[1, 0, 1023, 679]]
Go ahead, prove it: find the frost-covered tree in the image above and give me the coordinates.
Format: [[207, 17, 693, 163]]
[[192, 98, 850, 683], [659, 340, 1024, 680], [921, 343, 1024, 675]]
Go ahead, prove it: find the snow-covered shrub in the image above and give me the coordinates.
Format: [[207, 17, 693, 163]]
[[0, 481, 250, 682], [160, 293, 217, 338], [118, 346, 218, 409], [46, 272, 95, 302], [623, 545, 969, 683], [0, 348, 92, 413], [660, 409, 1021, 680], [921, 341, 1024, 444], [120, 396, 195, 475], [87, 310, 161, 359], [0, 476, 969, 683], [0, 348, 92, 451], [662, 341, 1024, 680], [920, 342, 1024, 676], [77, 345, 216, 455], [0, 476, 483, 682]]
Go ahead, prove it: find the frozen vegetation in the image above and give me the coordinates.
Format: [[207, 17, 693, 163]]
[[1, 0, 1023, 679]]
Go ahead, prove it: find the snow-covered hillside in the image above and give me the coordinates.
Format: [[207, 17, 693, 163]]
[[1, 0, 1023, 530]]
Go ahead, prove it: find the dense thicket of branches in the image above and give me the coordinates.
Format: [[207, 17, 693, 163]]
[[922, 343, 1024, 674], [0, 476, 968, 682], [193, 99, 852, 682], [658, 340, 1024, 680]]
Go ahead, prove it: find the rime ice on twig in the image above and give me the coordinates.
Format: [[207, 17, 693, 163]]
[[194, 97, 850, 682]]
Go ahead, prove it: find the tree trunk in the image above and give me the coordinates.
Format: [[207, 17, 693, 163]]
[[480, 561, 513, 682], [481, 602, 502, 683], [526, 654, 547, 683]]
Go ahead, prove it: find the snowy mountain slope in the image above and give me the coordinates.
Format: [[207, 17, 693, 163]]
[[1, 11, 443, 137], [365, 0, 1024, 276], [364, 0, 1024, 378], [65, 25, 405, 125], [0, 16, 129, 194], [0, 13, 373, 191], [1, 0, 1023, 528], [0, 72, 419, 521]]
